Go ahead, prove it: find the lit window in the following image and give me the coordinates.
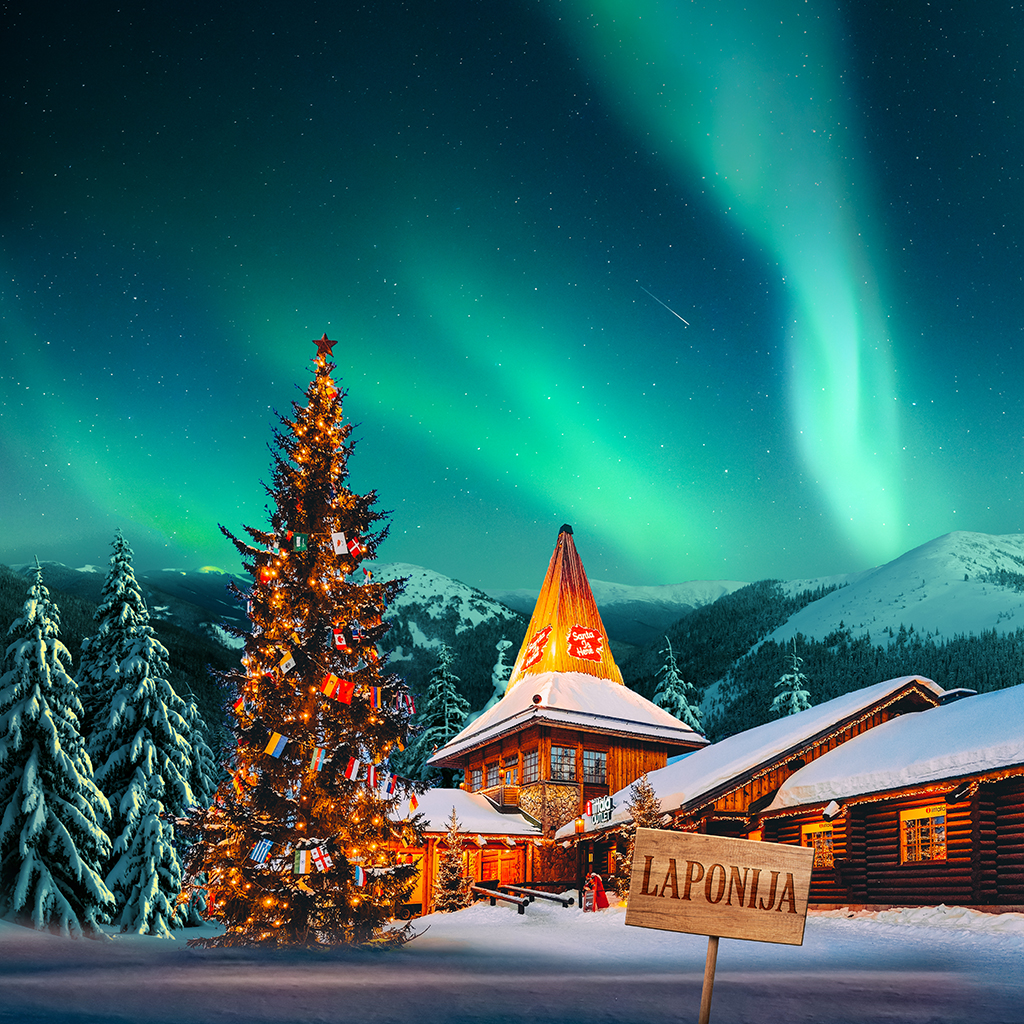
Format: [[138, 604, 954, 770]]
[[522, 750, 539, 784], [900, 804, 947, 864], [486, 762, 500, 788], [502, 756, 518, 785], [470, 768, 482, 791], [582, 750, 606, 784], [551, 745, 576, 782], [801, 822, 834, 868]]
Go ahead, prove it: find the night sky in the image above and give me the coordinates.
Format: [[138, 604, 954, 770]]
[[3, 1, 1023, 589]]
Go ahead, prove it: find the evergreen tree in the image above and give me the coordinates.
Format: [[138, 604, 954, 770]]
[[652, 637, 703, 733], [117, 778, 183, 937], [615, 773, 662, 901], [402, 644, 469, 783], [431, 808, 472, 913], [184, 333, 423, 948], [77, 532, 149, 734], [490, 639, 513, 698], [771, 639, 812, 717], [179, 697, 219, 927], [0, 564, 114, 935], [89, 607, 194, 917]]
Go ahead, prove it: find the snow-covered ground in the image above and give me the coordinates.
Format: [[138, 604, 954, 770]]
[[3, 901, 1023, 1023]]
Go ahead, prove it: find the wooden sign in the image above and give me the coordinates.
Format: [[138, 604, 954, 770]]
[[625, 828, 814, 946]]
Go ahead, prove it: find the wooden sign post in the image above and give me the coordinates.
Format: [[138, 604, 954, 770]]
[[625, 829, 814, 1024]]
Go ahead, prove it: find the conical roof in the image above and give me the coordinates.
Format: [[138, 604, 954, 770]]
[[428, 526, 706, 768], [505, 524, 623, 690]]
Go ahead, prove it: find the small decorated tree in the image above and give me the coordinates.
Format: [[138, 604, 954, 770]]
[[432, 808, 472, 913], [0, 564, 114, 935], [771, 639, 812, 717], [184, 333, 423, 947], [653, 637, 703, 733], [615, 773, 663, 900]]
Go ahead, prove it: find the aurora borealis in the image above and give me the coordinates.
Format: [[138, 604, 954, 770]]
[[3, 1, 1023, 588]]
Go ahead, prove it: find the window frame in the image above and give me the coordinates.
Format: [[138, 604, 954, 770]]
[[899, 803, 947, 864], [550, 745, 577, 782], [801, 821, 835, 869], [522, 749, 539, 785], [582, 749, 607, 785]]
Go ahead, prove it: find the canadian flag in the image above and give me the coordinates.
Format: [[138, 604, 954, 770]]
[[332, 628, 350, 652]]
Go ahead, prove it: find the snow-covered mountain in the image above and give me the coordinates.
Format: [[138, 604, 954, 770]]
[[486, 578, 747, 647], [769, 531, 1024, 644]]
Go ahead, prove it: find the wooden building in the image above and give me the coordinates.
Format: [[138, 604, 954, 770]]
[[757, 684, 1024, 908], [428, 525, 707, 841], [396, 789, 543, 917]]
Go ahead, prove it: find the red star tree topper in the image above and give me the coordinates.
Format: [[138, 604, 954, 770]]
[[184, 334, 424, 947]]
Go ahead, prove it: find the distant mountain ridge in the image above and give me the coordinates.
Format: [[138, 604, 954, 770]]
[[9, 530, 1024, 744]]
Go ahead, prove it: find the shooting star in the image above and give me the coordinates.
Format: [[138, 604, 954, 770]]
[[640, 285, 690, 326]]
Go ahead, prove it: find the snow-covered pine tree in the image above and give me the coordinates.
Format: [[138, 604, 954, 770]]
[[0, 563, 114, 936], [431, 808, 472, 913], [117, 777, 183, 937], [490, 639, 513, 699], [77, 531, 149, 735], [179, 697, 220, 927], [184, 333, 423, 948], [402, 644, 469, 783], [614, 773, 663, 901], [771, 639, 812, 717], [653, 637, 703, 733], [89, 612, 195, 918]]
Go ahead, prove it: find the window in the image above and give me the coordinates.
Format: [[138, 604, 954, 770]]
[[470, 768, 482, 791], [551, 745, 576, 782], [522, 750, 539, 784], [582, 749, 606, 784], [502, 755, 518, 785], [900, 804, 947, 863], [801, 822, 834, 868], [486, 762, 500, 788]]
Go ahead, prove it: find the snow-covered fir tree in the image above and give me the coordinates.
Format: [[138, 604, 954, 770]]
[[184, 333, 423, 948], [431, 808, 472, 913], [402, 644, 469, 783], [117, 778, 183, 937], [771, 639, 812, 717], [490, 639, 513, 699], [77, 531, 149, 735], [652, 637, 703, 733], [0, 563, 114, 936], [615, 773, 663, 901], [88, 609, 194, 919], [179, 697, 220, 927]]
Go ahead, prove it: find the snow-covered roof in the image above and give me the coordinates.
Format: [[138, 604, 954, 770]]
[[413, 788, 540, 836], [555, 675, 945, 837], [428, 670, 707, 765], [767, 684, 1024, 810]]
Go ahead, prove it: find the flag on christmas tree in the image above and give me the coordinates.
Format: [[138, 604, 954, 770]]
[[386, 772, 398, 796], [320, 673, 340, 696], [409, 793, 419, 812], [233, 694, 245, 714], [250, 839, 273, 864], [332, 628, 350, 652], [331, 531, 347, 554], [365, 764, 378, 789], [346, 535, 363, 559], [311, 847, 333, 872], [354, 865, 366, 886], [344, 756, 361, 780], [310, 746, 327, 771], [290, 532, 309, 552], [322, 674, 356, 704], [264, 732, 289, 757], [294, 850, 312, 875], [279, 651, 296, 674]]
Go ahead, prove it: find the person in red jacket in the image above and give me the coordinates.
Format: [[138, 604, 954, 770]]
[[586, 872, 610, 910]]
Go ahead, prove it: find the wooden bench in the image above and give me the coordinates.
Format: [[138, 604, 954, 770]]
[[499, 884, 575, 908], [470, 883, 529, 914]]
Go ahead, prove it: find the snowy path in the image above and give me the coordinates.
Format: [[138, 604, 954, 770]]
[[2, 904, 1023, 1024]]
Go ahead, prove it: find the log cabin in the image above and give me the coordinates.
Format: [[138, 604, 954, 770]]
[[560, 675, 948, 883], [756, 683, 1024, 909]]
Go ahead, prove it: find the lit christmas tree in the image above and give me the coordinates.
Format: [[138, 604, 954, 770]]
[[431, 808, 472, 913], [614, 773, 663, 901], [185, 333, 423, 947]]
